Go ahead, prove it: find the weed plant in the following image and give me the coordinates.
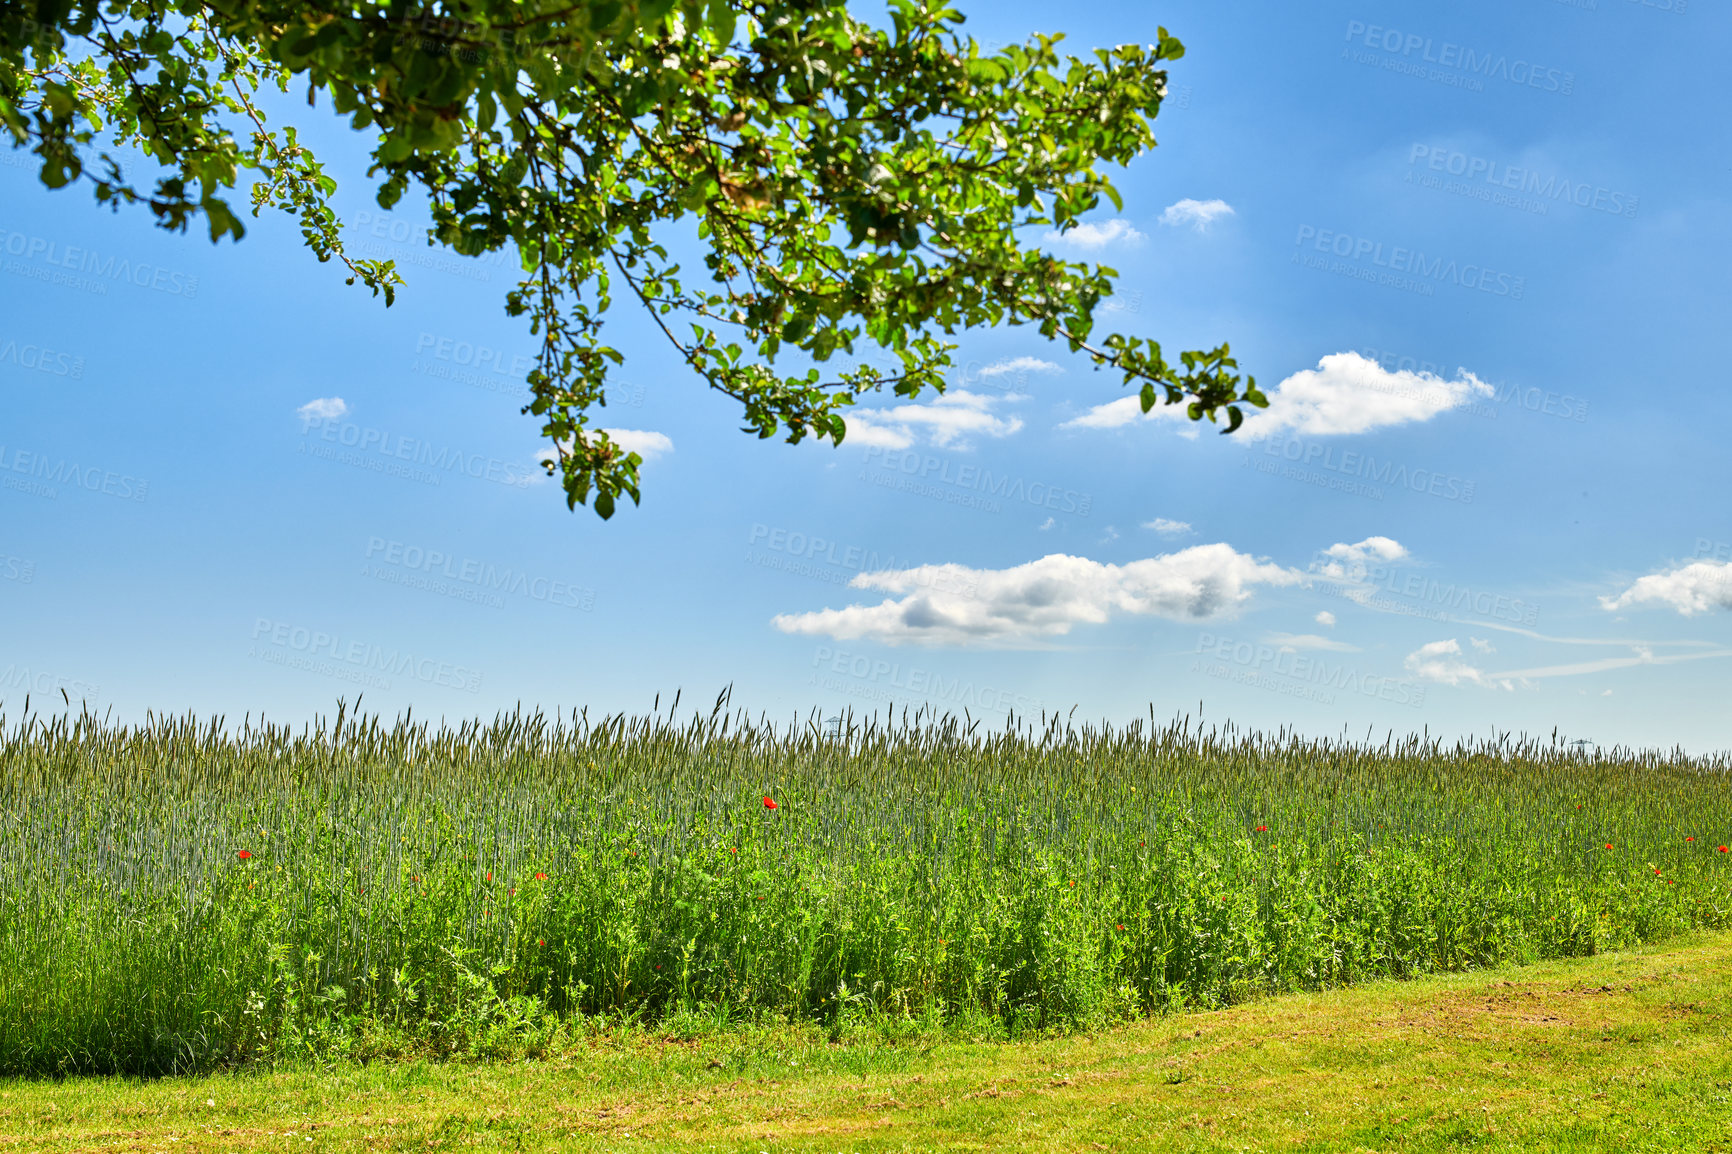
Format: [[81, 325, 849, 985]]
[[1, 695, 1727, 1075]]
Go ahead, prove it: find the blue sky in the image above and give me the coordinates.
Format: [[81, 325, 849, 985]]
[[3, 0, 1728, 752]]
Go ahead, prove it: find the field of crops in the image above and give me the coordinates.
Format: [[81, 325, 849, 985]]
[[2, 695, 1728, 1077]]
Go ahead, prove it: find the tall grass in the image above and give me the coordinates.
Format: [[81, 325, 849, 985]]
[[1, 694, 1727, 1075]]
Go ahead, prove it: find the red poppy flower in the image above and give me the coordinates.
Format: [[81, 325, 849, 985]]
[[1687, 837, 1696, 842], [534, 872, 548, 881], [1138, 840, 1145, 847], [538, 939, 545, 946], [1116, 924, 1125, 931], [509, 888, 517, 896], [655, 964, 662, 971], [485, 871, 492, 882], [763, 797, 778, 810], [730, 847, 738, 854], [1720, 846, 1729, 854], [1605, 844, 1613, 850], [236, 850, 252, 860], [1254, 826, 1269, 833]]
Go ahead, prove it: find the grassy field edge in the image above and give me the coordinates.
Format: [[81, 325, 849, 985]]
[[8, 930, 1732, 1152]]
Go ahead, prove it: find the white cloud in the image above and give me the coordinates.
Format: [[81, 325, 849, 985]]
[[836, 421, 914, 450], [771, 545, 1303, 647], [1101, 526, 1120, 544], [1058, 394, 1198, 432], [601, 428, 675, 460], [1159, 198, 1236, 232], [1599, 560, 1732, 616], [1042, 219, 1145, 250], [296, 397, 348, 424], [1240, 352, 1494, 440], [1485, 647, 1732, 681], [1268, 632, 1359, 653], [1313, 537, 1409, 582], [533, 429, 676, 480], [1432, 618, 1717, 651], [845, 389, 1023, 451], [1403, 639, 1513, 690], [1470, 637, 1495, 654], [840, 421, 917, 450], [1060, 352, 1493, 441], [978, 356, 1061, 379], [1038, 517, 1055, 531], [1315, 610, 1337, 627], [1409, 620, 1732, 684], [1144, 518, 1192, 536]]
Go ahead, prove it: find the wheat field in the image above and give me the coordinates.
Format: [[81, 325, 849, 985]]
[[2, 695, 1727, 1076]]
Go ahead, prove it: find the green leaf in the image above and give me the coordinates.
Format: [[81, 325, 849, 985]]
[[10, 0, 1251, 520], [707, 0, 738, 45]]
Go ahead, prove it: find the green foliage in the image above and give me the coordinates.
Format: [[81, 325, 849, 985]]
[[11, 939, 1732, 1149], [0, 1, 1264, 516], [1, 700, 1728, 1076]]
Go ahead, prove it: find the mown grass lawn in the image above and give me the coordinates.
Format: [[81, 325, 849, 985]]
[[7, 931, 1730, 1153]]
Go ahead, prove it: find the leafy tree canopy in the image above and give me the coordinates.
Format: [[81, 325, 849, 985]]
[[2, 0, 1265, 517]]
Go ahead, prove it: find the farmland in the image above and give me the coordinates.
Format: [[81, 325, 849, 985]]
[[1, 698, 1728, 1077]]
